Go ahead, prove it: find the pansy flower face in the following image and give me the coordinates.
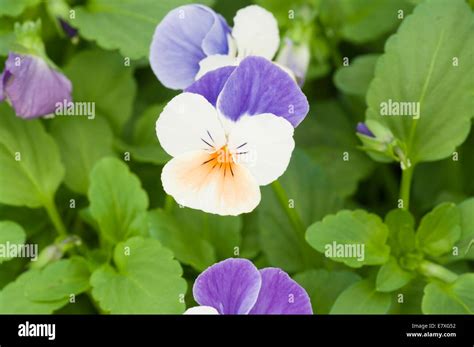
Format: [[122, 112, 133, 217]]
[[184, 258, 312, 315], [0, 53, 72, 119], [156, 56, 309, 216], [150, 4, 280, 90]]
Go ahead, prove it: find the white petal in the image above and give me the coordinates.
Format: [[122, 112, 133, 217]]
[[161, 150, 261, 216], [226, 33, 238, 58], [228, 114, 295, 186], [232, 5, 279, 60], [156, 93, 226, 157], [184, 306, 219, 315], [196, 54, 239, 80]]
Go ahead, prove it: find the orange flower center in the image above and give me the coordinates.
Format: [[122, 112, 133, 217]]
[[201, 145, 235, 177]]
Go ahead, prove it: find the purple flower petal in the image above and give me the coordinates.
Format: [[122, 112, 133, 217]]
[[276, 38, 310, 87], [193, 258, 262, 314], [249, 268, 313, 315], [202, 13, 230, 56], [185, 66, 236, 106], [0, 71, 5, 102], [217, 56, 309, 127], [356, 122, 375, 137], [3, 53, 72, 119], [150, 5, 230, 90], [58, 18, 78, 39]]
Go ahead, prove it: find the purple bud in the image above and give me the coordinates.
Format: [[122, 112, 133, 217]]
[[356, 122, 375, 137], [276, 38, 310, 86], [58, 18, 78, 39], [0, 53, 72, 119], [0, 71, 7, 102]]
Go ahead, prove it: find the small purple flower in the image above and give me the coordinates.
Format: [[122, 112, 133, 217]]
[[58, 18, 78, 39], [356, 122, 375, 137], [184, 258, 312, 314], [276, 38, 310, 86], [0, 53, 72, 119]]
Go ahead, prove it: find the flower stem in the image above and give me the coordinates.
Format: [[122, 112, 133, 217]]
[[271, 181, 306, 236], [43, 196, 67, 237], [418, 260, 458, 283], [399, 165, 414, 210]]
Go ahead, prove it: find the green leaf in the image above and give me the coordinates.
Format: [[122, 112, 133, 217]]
[[119, 104, 170, 165], [258, 150, 343, 272], [25, 258, 90, 302], [0, 104, 64, 208], [385, 208, 416, 255], [416, 203, 461, 257], [294, 269, 360, 314], [0, 258, 26, 290], [320, 0, 411, 43], [376, 256, 414, 292], [0, 0, 40, 16], [330, 279, 392, 314], [149, 208, 241, 271], [50, 117, 115, 195], [55, 295, 97, 314], [366, 0, 474, 163], [306, 210, 390, 268], [0, 204, 49, 239], [456, 198, 474, 260], [438, 198, 474, 262], [254, 0, 319, 27], [73, 0, 213, 60], [90, 237, 186, 313], [0, 270, 68, 314], [0, 23, 14, 56], [88, 157, 149, 245], [0, 221, 26, 264], [422, 274, 474, 314], [64, 49, 136, 134], [394, 279, 425, 314], [296, 101, 374, 196], [334, 54, 379, 98]]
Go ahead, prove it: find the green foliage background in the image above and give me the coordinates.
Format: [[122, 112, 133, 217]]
[[0, 0, 473, 314]]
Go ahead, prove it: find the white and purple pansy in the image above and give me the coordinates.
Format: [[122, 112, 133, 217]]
[[0, 53, 72, 119], [185, 258, 312, 315], [156, 56, 309, 216], [150, 4, 281, 90]]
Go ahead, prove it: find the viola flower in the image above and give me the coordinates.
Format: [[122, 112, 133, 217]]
[[156, 56, 309, 216], [356, 122, 375, 138], [184, 258, 312, 315], [58, 18, 79, 41], [150, 4, 280, 90], [0, 53, 72, 119], [276, 38, 310, 86]]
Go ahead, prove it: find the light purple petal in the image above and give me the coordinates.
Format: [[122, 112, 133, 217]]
[[202, 13, 230, 56], [276, 38, 310, 87], [58, 18, 78, 38], [4, 53, 72, 119], [249, 268, 313, 315], [356, 122, 375, 137], [193, 258, 262, 314], [185, 66, 236, 106], [0, 71, 5, 102], [217, 56, 309, 127], [150, 5, 230, 90]]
